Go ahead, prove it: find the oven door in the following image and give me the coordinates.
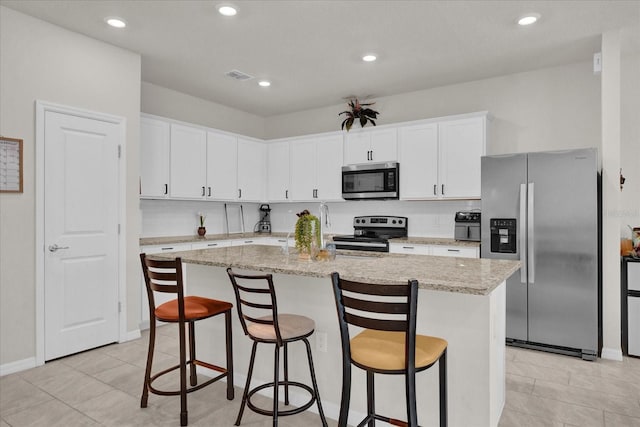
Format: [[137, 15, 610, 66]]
[[333, 238, 389, 252], [342, 162, 399, 200]]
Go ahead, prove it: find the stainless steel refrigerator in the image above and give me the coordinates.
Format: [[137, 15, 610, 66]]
[[481, 148, 600, 360]]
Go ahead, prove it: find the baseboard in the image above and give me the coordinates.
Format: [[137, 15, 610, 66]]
[[0, 357, 37, 376], [122, 329, 141, 342], [601, 347, 623, 361], [196, 366, 365, 423]]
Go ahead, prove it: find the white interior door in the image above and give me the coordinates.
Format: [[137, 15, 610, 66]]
[[44, 111, 120, 360]]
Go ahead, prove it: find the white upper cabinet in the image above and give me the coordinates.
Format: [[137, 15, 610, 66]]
[[170, 124, 207, 199], [237, 137, 266, 202], [140, 116, 170, 198], [344, 127, 397, 164], [267, 140, 290, 202], [290, 134, 343, 202], [398, 113, 486, 200], [315, 134, 343, 201], [206, 130, 237, 200], [398, 123, 439, 199], [438, 116, 485, 198]]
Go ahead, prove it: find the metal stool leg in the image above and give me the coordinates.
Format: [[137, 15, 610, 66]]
[[439, 350, 448, 427], [272, 344, 280, 427], [283, 342, 289, 405], [225, 310, 234, 400], [235, 341, 258, 426], [406, 362, 417, 427], [367, 371, 375, 427], [140, 318, 156, 408], [179, 321, 188, 426], [303, 338, 328, 427], [188, 321, 197, 387]]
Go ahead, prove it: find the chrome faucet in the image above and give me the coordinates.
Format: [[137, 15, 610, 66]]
[[319, 202, 331, 248]]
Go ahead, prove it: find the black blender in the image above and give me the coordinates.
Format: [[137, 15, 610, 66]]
[[257, 204, 271, 233]]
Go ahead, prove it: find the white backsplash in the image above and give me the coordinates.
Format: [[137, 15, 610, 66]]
[[141, 199, 481, 239]]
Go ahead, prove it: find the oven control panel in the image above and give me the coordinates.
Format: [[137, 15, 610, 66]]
[[353, 216, 408, 228]]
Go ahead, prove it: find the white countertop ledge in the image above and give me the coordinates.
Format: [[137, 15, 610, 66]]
[[151, 245, 520, 296]]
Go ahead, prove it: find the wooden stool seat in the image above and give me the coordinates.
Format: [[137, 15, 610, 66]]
[[351, 330, 448, 372], [155, 296, 233, 322], [246, 314, 315, 341]]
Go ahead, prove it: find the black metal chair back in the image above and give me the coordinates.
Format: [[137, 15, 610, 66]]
[[140, 254, 186, 321], [226, 268, 284, 345]]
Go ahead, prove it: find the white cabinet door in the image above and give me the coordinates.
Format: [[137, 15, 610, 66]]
[[439, 116, 485, 199], [170, 124, 207, 199], [430, 245, 479, 258], [267, 140, 290, 202], [398, 123, 439, 199], [207, 130, 237, 200], [237, 137, 266, 201], [344, 128, 397, 164], [343, 130, 370, 164], [315, 134, 343, 201], [140, 116, 170, 198], [290, 138, 318, 201], [370, 128, 397, 163]]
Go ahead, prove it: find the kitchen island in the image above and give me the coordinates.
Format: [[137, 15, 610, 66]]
[[152, 245, 519, 427]]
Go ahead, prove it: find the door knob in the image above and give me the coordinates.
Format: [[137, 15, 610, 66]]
[[48, 244, 69, 252]]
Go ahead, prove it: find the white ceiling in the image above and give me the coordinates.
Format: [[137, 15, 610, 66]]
[[2, 0, 639, 117]]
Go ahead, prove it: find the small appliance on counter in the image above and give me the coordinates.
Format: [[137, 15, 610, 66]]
[[622, 257, 640, 357], [257, 204, 271, 233], [332, 216, 408, 252], [454, 211, 481, 241]]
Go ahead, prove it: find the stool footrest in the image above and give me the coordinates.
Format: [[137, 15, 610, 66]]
[[246, 381, 316, 417], [148, 361, 229, 396]]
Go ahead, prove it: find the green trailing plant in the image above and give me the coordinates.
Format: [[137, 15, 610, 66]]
[[339, 98, 379, 131], [294, 210, 321, 254]]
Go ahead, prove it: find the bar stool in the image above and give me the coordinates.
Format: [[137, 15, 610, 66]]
[[140, 254, 234, 426], [330, 272, 448, 427], [226, 268, 327, 427]]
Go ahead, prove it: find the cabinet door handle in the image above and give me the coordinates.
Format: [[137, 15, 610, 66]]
[[403, 246, 415, 250], [202, 186, 205, 197], [207, 243, 218, 247], [208, 187, 211, 197], [370, 150, 373, 161], [441, 184, 445, 195], [285, 189, 288, 199], [433, 184, 437, 195], [164, 184, 168, 195], [447, 249, 460, 252], [244, 240, 253, 244], [238, 189, 242, 199], [161, 247, 174, 251]]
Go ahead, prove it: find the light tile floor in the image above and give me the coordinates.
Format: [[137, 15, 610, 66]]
[[1, 325, 639, 427]]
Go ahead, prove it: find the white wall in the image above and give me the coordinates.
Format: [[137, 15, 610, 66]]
[[620, 54, 640, 237], [141, 82, 265, 139], [0, 7, 141, 367]]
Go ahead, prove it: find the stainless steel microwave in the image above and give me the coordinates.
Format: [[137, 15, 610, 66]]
[[342, 162, 400, 200]]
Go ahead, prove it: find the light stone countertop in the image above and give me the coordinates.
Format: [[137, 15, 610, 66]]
[[151, 245, 519, 296], [140, 233, 480, 248]]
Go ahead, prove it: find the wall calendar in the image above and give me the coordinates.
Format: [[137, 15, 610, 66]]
[[0, 137, 23, 193]]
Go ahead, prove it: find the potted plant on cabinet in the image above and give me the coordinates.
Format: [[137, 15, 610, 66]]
[[295, 210, 320, 260], [339, 98, 379, 131]]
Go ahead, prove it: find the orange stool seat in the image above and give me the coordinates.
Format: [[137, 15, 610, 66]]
[[156, 296, 233, 322]]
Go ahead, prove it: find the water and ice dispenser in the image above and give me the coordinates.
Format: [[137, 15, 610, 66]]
[[490, 218, 517, 254]]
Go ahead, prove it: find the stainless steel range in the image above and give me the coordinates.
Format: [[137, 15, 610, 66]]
[[332, 216, 408, 252]]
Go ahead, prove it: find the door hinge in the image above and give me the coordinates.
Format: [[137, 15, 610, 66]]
[[118, 145, 122, 158], [118, 302, 122, 313], [117, 224, 121, 234]]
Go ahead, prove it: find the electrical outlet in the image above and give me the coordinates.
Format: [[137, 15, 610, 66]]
[[316, 331, 328, 353]]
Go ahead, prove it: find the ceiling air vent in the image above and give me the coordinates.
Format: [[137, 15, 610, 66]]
[[225, 69, 254, 81]]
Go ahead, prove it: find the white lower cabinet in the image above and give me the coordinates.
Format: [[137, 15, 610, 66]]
[[389, 243, 479, 258]]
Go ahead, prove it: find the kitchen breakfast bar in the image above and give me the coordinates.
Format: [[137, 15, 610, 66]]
[[153, 245, 520, 427]]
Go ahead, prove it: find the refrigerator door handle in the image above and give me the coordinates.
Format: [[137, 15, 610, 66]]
[[527, 182, 535, 284], [520, 183, 528, 283]]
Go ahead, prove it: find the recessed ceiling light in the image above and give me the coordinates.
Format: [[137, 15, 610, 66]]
[[258, 80, 271, 87], [218, 5, 237, 16], [518, 13, 540, 26], [105, 17, 127, 28], [362, 54, 377, 62]]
